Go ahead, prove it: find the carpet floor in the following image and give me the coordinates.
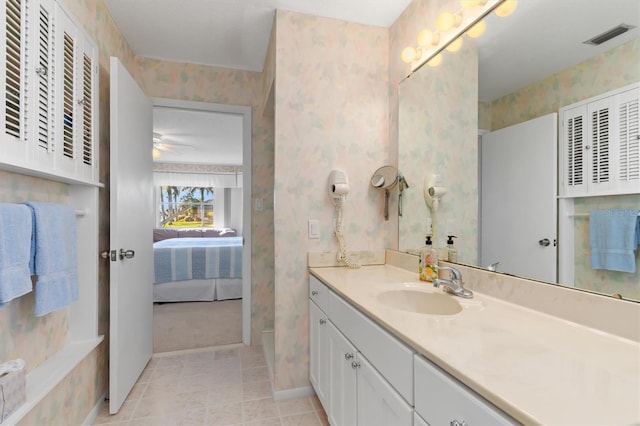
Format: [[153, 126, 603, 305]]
[[153, 299, 242, 353]]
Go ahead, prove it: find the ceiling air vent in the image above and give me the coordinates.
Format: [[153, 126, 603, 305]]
[[583, 24, 635, 46]]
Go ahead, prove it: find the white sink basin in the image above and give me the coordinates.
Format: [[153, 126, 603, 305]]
[[377, 289, 462, 315]]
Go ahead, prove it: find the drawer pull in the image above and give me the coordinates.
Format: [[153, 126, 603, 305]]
[[344, 353, 354, 360], [450, 420, 468, 426], [311, 290, 319, 296], [319, 319, 326, 325], [351, 361, 361, 369]]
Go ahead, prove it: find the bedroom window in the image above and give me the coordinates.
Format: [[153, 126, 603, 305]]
[[159, 186, 215, 228]]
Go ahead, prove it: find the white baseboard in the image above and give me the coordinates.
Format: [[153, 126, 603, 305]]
[[272, 385, 315, 401], [82, 391, 107, 426]]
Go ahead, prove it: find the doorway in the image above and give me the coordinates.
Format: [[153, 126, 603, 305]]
[[151, 98, 252, 351]]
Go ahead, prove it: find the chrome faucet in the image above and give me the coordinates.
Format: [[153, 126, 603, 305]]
[[434, 266, 473, 299]]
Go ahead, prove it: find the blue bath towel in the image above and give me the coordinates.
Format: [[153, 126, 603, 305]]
[[0, 204, 33, 309], [589, 208, 640, 273], [24, 202, 79, 316]]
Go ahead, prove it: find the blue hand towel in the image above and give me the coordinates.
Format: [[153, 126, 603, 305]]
[[0, 204, 33, 309], [589, 208, 640, 273], [24, 202, 79, 317]]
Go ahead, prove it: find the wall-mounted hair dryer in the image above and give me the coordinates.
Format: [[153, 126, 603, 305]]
[[424, 174, 446, 211], [329, 170, 349, 205]]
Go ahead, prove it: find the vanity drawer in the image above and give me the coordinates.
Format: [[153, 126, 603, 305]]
[[414, 355, 515, 425], [309, 275, 329, 312], [328, 291, 414, 404]]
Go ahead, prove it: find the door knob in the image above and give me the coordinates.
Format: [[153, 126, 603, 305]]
[[538, 238, 550, 247], [119, 249, 135, 260]]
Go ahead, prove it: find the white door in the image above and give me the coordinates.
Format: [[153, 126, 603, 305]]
[[480, 113, 557, 283], [328, 322, 357, 426], [109, 57, 154, 413], [309, 301, 329, 409]]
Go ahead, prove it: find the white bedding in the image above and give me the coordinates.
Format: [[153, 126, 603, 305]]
[[153, 278, 242, 303]]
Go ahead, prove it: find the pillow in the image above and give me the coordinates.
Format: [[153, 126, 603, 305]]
[[220, 228, 237, 237], [178, 229, 203, 238]]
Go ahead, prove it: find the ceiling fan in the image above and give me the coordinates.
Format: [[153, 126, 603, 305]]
[[152, 132, 195, 159]]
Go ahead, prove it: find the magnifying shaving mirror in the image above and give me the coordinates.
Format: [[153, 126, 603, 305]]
[[371, 165, 401, 220]]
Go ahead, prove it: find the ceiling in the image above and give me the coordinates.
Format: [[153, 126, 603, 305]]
[[102, 0, 413, 72], [112, 0, 639, 163]]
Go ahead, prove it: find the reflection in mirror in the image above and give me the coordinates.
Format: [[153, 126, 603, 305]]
[[371, 165, 398, 221], [398, 0, 640, 302]]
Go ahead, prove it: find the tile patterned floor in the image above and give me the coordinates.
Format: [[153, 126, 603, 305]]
[[93, 345, 329, 426]]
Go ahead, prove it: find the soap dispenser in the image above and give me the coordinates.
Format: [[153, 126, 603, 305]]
[[446, 235, 458, 262], [419, 235, 438, 282]]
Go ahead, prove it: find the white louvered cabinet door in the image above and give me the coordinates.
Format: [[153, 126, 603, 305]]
[[586, 96, 616, 194], [53, 4, 79, 178], [28, 0, 57, 171], [617, 87, 640, 194], [561, 105, 587, 196], [0, 0, 29, 166], [74, 33, 98, 182]]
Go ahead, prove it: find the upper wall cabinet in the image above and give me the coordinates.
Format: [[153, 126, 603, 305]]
[[560, 83, 639, 197], [0, 0, 99, 185]]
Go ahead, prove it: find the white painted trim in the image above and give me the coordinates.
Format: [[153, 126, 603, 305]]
[[262, 330, 275, 383], [150, 98, 252, 346], [3, 337, 104, 426], [82, 391, 107, 426], [272, 385, 316, 401], [558, 198, 575, 287]]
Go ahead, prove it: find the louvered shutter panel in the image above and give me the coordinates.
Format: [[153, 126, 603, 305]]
[[62, 30, 75, 159], [617, 88, 640, 193], [23, 0, 59, 168], [3, 0, 28, 149], [562, 105, 586, 196], [587, 97, 615, 193], [36, 2, 53, 152], [76, 34, 97, 181]]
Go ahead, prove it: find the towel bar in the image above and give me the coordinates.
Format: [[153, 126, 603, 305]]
[[568, 212, 640, 218], [75, 209, 87, 217]]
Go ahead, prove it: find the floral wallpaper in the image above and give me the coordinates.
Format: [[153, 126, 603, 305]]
[[485, 37, 640, 300], [397, 40, 478, 262], [273, 10, 391, 390]]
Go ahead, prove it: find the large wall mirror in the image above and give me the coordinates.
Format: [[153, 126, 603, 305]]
[[399, 0, 640, 302]]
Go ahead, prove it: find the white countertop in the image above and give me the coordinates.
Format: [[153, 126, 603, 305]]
[[309, 265, 640, 425]]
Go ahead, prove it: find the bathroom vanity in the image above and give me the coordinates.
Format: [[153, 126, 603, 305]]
[[308, 255, 640, 425]]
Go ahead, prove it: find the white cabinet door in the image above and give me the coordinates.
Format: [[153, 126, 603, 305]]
[[309, 300, 329, 410], [28, 0, 57, 171], [328, 321, 357, 426], [616, 87, 640, 193], [560, 83, 640, 197], [1, 0, 29, 165], [356, 354, 413, 426]]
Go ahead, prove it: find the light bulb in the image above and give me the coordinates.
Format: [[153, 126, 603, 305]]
[[401, 46, 419, 63], [494, 0, 517, 17], [466, 19, 486, 38], [460, 0, 487, 8], [417, 29, 440, 47], [427, 53, 443, 67], [436, 11, 462, 32], [446, 37, 463, 52], [152, 147, 161, 159]]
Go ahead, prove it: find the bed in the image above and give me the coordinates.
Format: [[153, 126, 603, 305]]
[[153, 235, 243, 303]]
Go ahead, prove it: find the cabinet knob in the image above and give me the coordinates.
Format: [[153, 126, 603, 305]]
[[450, 420, 468, 426], [344, 353, 354, 360], [311, 290, 319, 296], [351, 361, 360, 369], [319, 319, 326, 325]]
